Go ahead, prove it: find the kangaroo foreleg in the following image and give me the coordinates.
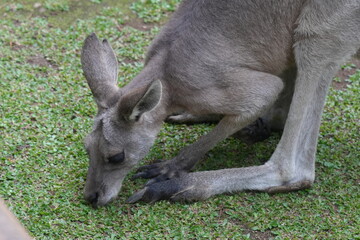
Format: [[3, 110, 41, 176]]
[[133, 115, 257, 184], [132, 70, 284, 185]]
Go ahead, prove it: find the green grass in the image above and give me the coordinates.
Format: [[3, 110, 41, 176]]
[[0, 0, 359, 239]]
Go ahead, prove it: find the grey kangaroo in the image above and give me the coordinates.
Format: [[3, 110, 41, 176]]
[[81, 0, 360, 207]]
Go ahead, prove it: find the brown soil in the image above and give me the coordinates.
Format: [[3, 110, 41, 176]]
[[27, 55, 58, 69]]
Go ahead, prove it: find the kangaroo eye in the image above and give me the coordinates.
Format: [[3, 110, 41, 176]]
[[108, 152, 125, 164]]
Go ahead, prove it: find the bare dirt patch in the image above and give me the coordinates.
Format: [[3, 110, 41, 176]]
[[10, 42, 26, 51], [123, 18, 156, 31], [27, 55, 58, 69]]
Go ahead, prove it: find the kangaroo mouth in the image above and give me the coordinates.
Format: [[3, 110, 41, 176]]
[[84, 180, 124, 208]]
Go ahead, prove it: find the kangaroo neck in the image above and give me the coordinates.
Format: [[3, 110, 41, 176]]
[[122, 51, 166, 92], [123, 50, 172, 122]]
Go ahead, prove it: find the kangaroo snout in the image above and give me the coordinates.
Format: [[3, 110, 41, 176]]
[[83, 178, 124, 208], [84, 192, 99, 208]]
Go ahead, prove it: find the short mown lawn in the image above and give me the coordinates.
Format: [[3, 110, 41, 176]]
[[0, 0, 359, 239]]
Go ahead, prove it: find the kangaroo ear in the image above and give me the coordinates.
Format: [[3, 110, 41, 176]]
[[81, 33, 119, 109], [118, 80, 162, 122]]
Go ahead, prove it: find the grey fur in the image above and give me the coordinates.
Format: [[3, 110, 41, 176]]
[[81, 0, 360, 207]]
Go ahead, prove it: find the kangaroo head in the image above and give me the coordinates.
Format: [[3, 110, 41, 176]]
[[81, 33, 162, 207]]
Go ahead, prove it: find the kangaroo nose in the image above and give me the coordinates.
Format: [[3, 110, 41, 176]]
[[86, 192, 99, 208]]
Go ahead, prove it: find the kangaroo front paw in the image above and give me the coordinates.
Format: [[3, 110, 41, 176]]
[[132, 161, 187, 185], [126, 176, 208, 203], [233, 118, 271, 143]]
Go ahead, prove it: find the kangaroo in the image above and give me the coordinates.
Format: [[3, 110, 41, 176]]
[[81, 0, 360, 207]]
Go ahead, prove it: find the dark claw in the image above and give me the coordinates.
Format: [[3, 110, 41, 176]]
[[136, 163, 158, 172], [131, 168, 162, 180], [130, 172, 147, 180], [145, 169, 187, 185], [145, 174, 170, 186], [133, 161, 186, 185]]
